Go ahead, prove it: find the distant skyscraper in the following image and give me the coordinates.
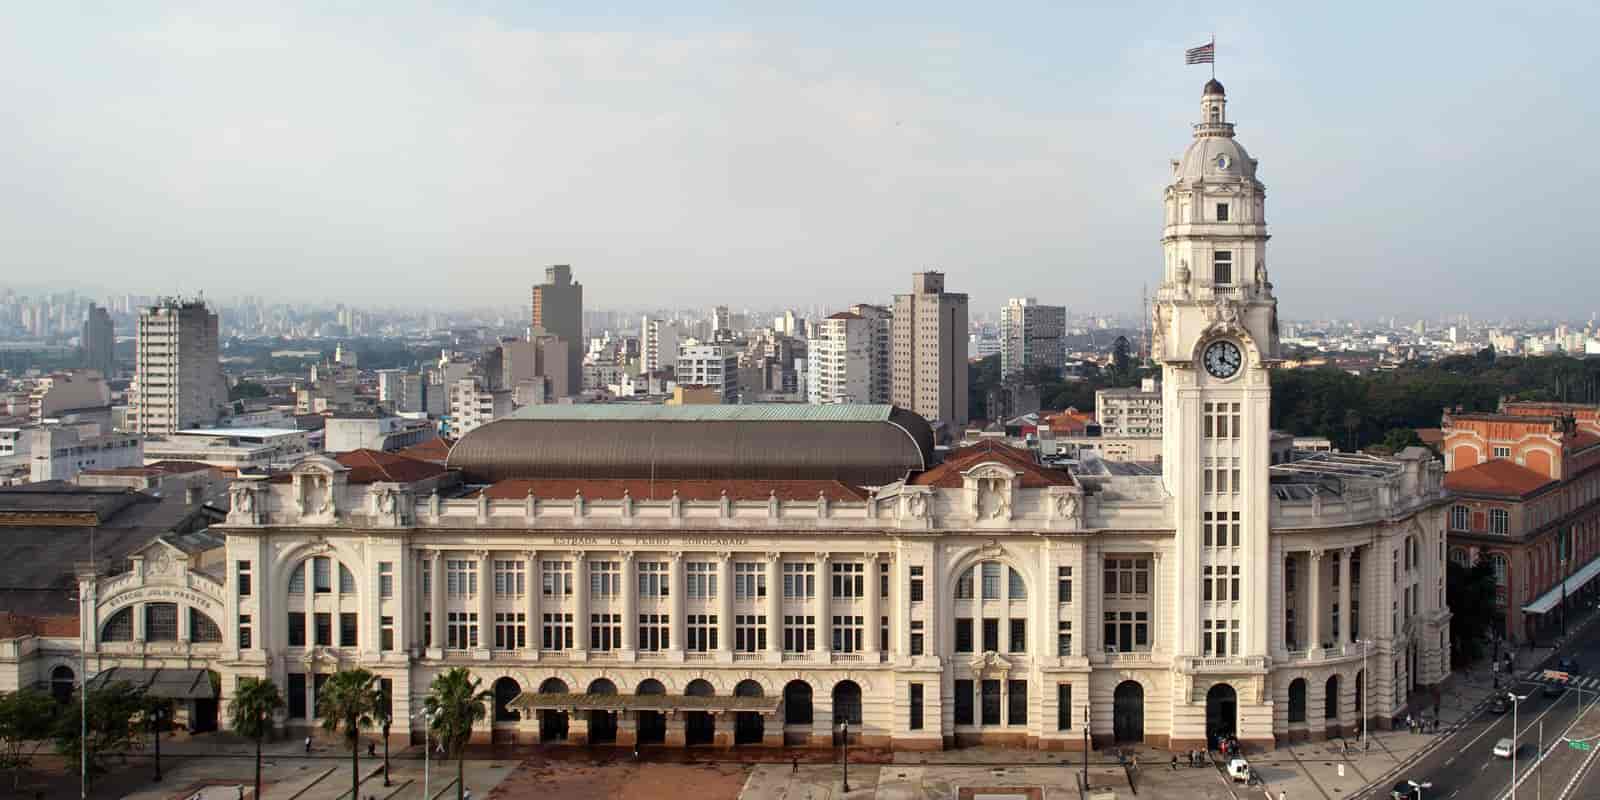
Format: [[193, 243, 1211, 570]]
[[531, 265, 582, 396], [132, 298, 227, 435], [892, 271, 969, 427], [1000, 297, 1066, 380], [641, 317, 682, 375], [81, 302, 114, 377], [849, 303, 893, 404], [807, 312, 872, 405]]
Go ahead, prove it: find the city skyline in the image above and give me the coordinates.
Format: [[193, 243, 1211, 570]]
[[1, 4, 1596, 319]]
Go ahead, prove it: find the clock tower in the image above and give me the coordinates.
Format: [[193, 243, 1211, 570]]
[[1153, 78, 1280, 744]]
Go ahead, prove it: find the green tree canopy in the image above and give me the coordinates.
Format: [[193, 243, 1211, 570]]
[[0, 689, 57, 789], [424, 667, 490, 800], [54, 681, 145, 777]]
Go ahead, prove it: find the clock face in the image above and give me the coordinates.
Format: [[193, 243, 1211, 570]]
[[1203, 340, 1243, 379], [1214, 153, 1230, 171]]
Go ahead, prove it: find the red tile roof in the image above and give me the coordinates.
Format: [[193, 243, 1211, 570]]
[[910, 439, 1074, 488], [1444, 459, 1555, 498], [479, 479, 868, 503], [0, 612, 77, 638], [1569, 431, 1600, 451], [1042, 409, 1095, 436], [335, 449, 449, 484], [396, 438, 452, 464]]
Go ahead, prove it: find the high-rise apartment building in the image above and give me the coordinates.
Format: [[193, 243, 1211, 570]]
[[531, 265, 582, 396], [806, 312, 872, 405], [132, 299, 227, 435], [81, 302, 114, 378], [641, 317, 681, 375], [891, 272, 969, 427], [675, 342, 740, 403], [999, 297, 1066, 380], [850, 304, 893, 404]]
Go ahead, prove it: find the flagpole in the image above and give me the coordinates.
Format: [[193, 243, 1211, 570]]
[[1211, 34, 1216, 79]]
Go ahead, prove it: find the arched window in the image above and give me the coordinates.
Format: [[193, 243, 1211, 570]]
[[1008, 568, 1027, 600], [685, 679, 714, 698], [493, 677, 522, 722], [1209, 106, 1220, 122], [289, 563, 306, 594], [189, 609, 222, 643], [101, 608, 133, 642], [955, 568, 974, 599], [339, 564, 356, 593], [783, 680, 813, 726], [1324, 676, 1340, 720], [832, 681, 863, 726], [145, 603, 178, 641], [1449, 548, 1470, 567], [957, 561, 1027, 601], [588, 678, 617, 695], [1287, 679, 1307, 723], [50, 665, 75, 704], [636, 679, 666, 696]]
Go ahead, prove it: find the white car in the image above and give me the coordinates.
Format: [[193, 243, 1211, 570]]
[[1494, 738, 1515, 758]]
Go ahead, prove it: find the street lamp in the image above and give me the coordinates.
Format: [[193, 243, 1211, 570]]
[[1082, 705, 1090, 792], [1358, 639, 1374, 750], [838, 718, 850, 793], [413, 708, 439, 800], [150, 703, 164, 782], [1407, 778, 1432, 799], [1508, 692, 1528, 800]]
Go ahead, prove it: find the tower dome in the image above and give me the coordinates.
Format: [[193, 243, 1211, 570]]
[[1203, 78, 1225, 96]]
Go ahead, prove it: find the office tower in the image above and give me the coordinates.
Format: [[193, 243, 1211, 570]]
[[531, 265, 583, 396], [132, 298, 227, 435], [1000, 297, 1066, 380], [891, 272, 969, 427], [82, 302, 114, 377]]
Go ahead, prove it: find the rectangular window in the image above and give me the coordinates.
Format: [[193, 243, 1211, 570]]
[[783, 615, 815, 653], [1493, 446, 1511, 459], [735, 614, 767, 652], [590, 613, 622, 651], [447, 560, 478, 597], [380, 616, 395, 651], [881, 615, 889, 653], [1007, 680, 1028, 725], [541, 612, 573, 650], [1104, 558, 1152, 597], [542, 560, 573, 597], [238, 614, 252, 649], [783, 563, 815, 599], [287, 673, 306, 719], [981, 563, 1001, 599], [494, 560, 525, 597], [490, 612, 524, 650], [1231, 566, 1241, 601], [314, 613, 332, 647], [881, 561, 890, 599], [1057, 620, 1072, 656], [289, 564, 306, 595], [982, 618, 1000, 652], [1009, 619, 1027, 653], [981, 680, 1002, 726], [1104, 611, 1151, 653], [831, 615, 863, 653], [909, 683, 924, 730], [1008, 568, 1027, 600], [638, 614, 669, 651], [910, 620, 925, 656], [1057, 684, 1073, 731], [423, 612, 431, 648], [686, 562, 718, 600], [910, 566, 925, 603], [1057, 566, 1072, 603], [1213, 250, 1233, 285], [1230, 512, 1241, 546], [1489, 509, 1510, 535], [734, 562, 766, 600], [832, 562, 864, 599], [339, 612, 358, 647], [1204, 566, 1214, 601], [339, 564, 355, 594], [954, 679, 974, 726], [1215, 202, 1229, 222], [590, 560, 620, 598], [313, 557, 331, 593], [446, 612, 478, 650], [237, 560, 252, 597], [378, 562, 393, 598], [638, 562, 669, 598], [686, 613, 717, 652], [420, 561, 430, 596], [955, 617, 974, 653]]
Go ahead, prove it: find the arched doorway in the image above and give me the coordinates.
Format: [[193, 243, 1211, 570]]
[[50, 665, 75, 705], [1354, 671, 1365, 735], [1287, 679, 1307, 724], [539, 678, 569, 742], [636, 679, 666, 744], [493, 678, 522, 723], [684, 679, 715, 746], [1325, 676, 1341, 727], [783, 680, 813, 746], [1112, 681, 1144, 744], [1205, 683, 1237, 744], [832, 681, 862, 746], [587, 679, 618, 744], [733, 680, 765, 745]]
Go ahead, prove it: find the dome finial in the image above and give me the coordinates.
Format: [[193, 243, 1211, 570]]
[[1203, 78, 1225, 97]]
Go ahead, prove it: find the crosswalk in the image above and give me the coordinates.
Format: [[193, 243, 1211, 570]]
[[1519, 669, 1600, 690]]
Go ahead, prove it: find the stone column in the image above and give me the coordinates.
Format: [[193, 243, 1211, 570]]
[[525, 550, 540, 655], [1340, 547, 1354, 648], [717, 553, 734, 661], [815, 552, 832, 660], [669, 553, 685, 660], [477, 550, 493, 655], [621, 553, 637, 656], [765, 552, 782, 661], [429, 550, 445, 658], [1308, 550, 1324, 655], [865, 553, 882, 659], [572, 552, 590, 655], [1150, 551, 1162, 654]]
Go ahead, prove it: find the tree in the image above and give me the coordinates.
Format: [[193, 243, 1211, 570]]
[[374, 681, 393, 787], [0, 690, 57, 790], [424, 668, 490, 800], [1447, 558, 1500, 667], [229, 381, 269, 401], [226, 678, 284, 800], [54, 681, 146, 783], [1111, 336, 1132, 378], [316, 669, 380, 800]]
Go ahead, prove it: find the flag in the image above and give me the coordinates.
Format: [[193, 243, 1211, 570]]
[[1186, 42, 1215, 65]]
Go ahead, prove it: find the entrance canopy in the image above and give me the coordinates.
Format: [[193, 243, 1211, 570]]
[[509, 691, 780, 715], [84, 667, 215, 700], [1523, 554, 1600, 615]]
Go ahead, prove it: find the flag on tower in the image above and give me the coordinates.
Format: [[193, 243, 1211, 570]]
[[1186, 41, 1215, 64]]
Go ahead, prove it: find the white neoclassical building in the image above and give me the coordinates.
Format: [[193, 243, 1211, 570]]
[[69, 80, 1451, 752]]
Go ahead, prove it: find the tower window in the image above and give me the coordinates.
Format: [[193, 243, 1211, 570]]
[[1213, 251, 1233, 285], [1215, 203, 1229, 222]]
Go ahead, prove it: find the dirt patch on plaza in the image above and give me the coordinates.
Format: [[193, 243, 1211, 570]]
[[490, 755, 751, 800]]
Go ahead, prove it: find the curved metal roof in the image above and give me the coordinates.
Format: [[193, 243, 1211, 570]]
[[448, 404, 934, 486]]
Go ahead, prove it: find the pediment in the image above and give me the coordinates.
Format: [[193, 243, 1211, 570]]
[[290, 454, 348, 477], [961, 462, 1020, 480]]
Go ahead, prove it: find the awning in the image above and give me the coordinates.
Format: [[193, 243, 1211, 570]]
[[84, 667, 216, 700], [508, 692, 780, 714], [1523, 554, 1600, 615]]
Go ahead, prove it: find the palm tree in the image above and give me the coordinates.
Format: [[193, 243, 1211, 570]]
[[373, 681, 393, 787], [226, 678, 284, 800], [316, 669, 380, 800], [424, 668, 490, 800]]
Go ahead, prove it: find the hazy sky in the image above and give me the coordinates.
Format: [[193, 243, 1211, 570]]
[[2, 2, 1596, 319]]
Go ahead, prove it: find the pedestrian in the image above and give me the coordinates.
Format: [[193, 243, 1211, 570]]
[[1280, 790, 1287, 800], [1170, 754, 1178, 770], [367, 741, 376, 757], [792, 756, 799, 773], [304, 735, 312, 753]]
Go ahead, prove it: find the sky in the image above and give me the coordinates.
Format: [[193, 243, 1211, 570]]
[[1, 2, 1596, 320]]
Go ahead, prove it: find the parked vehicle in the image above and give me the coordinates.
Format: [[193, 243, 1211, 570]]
[[1489, 696, 1509, 714], [1494, 738, 1515, 758]]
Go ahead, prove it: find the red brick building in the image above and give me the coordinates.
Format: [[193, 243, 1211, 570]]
[[1442, 403, 1600, 643]]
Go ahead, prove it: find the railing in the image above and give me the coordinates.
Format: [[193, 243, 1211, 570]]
[[833, 653, 864, 663], [781, 652, 811, 663], [636, 652, 665, 661], [732, 653, 763, 663], [684, 652, 713, 662]]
